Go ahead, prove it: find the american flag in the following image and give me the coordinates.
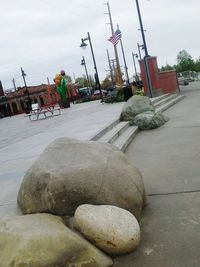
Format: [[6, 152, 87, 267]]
[[108, 28, 122, 45]]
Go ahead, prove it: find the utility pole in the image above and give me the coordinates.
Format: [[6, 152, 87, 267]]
[[119, 38, 130, 85], [104, 1, 123, 85], [47, 77, 50, 85], [107, 50, 115, 87], [12, 78, 17, 91]]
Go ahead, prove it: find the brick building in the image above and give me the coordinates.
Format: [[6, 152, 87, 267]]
[[0, 83, 59, 116]]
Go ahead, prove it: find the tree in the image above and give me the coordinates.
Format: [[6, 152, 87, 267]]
[[75, 77, 88, 88], [160, 64, 174, 72], [194, 58, 200, 72], [176, 50, 195, 72], [64, 74, 72, 83], [101, 74, 113, 89]]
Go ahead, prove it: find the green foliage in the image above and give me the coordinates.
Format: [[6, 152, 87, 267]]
[[160, 64, 174, 71], [104, 88, 124, 103], [64, 74, 72, 83], [0, 96, 7, 104], [101, 77, 113, 89], [75, 77, 88, 88], [135, 89, 145, 96], [160, 50, 200, 73], [194, 58, 200, 72], [176, 50, 196, 72]]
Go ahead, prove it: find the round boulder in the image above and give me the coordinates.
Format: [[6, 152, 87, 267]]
[[120, 95, 155, 122], [133, 111, 167, 130], [74, 204, 141, 255], [18, 138, 145, 220], [0, 213, 113, 266]]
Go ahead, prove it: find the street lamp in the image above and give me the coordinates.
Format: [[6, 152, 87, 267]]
[[81, 56, 92, 91], [80, 32, 103, 102], [21, 67, 29, 96], [21, 67, 32, 112], [132, 52, 139, 81]]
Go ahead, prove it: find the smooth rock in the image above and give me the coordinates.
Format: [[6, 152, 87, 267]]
[[120, 95, 155, 122], [0, 213, 113, 267], [74, 204, 141, 255], [133, 111, 167, 129], [18, 138, 145, 220]]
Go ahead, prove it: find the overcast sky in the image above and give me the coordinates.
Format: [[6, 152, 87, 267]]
[[1, 0, 200, 90]]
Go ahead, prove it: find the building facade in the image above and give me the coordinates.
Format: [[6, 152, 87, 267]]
[[0, 83, 59, 116]]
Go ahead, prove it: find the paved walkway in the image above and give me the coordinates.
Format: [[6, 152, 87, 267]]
[[114, 82, 200, 266], [0, 100, 124, 217], [1, 83, 200, 266]]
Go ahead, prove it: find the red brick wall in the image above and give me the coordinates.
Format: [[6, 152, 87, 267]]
[[159, 71, 179, 94], [139, 57, 179, 95]]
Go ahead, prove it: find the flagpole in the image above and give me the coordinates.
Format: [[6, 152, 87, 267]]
[[104, 1, 123, 85], [119, 37, 130, 86], [107, 50, 115, 87], [116, 24, 130, 85]]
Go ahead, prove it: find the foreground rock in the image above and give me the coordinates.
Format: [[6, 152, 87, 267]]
[[0, 213, 113, 267], [120, 95, 168, 129], [74, 205, 141, 256], [18, 138, 145, 220]]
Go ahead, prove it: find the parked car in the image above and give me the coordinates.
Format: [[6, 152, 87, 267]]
[[91, 89, 107, 100], [178, 76, 189, 86]]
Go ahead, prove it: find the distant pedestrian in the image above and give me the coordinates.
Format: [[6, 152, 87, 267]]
[[123, 85, 133, 101]]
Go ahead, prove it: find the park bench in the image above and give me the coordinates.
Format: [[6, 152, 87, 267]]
[[25, 103, 61, 121]]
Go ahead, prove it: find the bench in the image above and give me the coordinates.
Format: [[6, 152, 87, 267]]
[[25, 104, 61, 121]]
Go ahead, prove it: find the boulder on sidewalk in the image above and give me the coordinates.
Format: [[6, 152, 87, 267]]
[[74, 204, 141, 256], [120, 95, 168, 129], [0, 213, 113, 267], [120, 95, 155, 122], [18, 138, 145, 220], [133, 111, 168, 130]]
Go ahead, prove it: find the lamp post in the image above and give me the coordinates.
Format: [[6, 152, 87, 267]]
[[21, 67, 32, 112], [132, 52, 139, 81], [80, 32, 103, 102], [135, 0, 153, 97], [81, 56, 92, 90], [21, 67, 29, 95]]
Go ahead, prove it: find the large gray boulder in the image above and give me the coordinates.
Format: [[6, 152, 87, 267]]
[[0, 213, 113, 267], [18, 138, 145, 220], [74, 204, 141, 256], [133, 111, 167, 130], [120, 95, 155, 122], [120, 95, 168, 129]]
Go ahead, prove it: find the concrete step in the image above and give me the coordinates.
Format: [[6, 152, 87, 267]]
[[90, 118, 119, 141], [156, 95, 185, 113], [152, 93, 179, 109], [98, 121, 130, 144], [91, 93, 185, 153], [150, 93, 170, 105], [113, 126, 139, 152]]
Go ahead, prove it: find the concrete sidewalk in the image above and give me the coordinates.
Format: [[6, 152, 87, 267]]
[[1, 83, 200, 266], [0, 100, 124, 217], [114, 82, 200, 266]]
